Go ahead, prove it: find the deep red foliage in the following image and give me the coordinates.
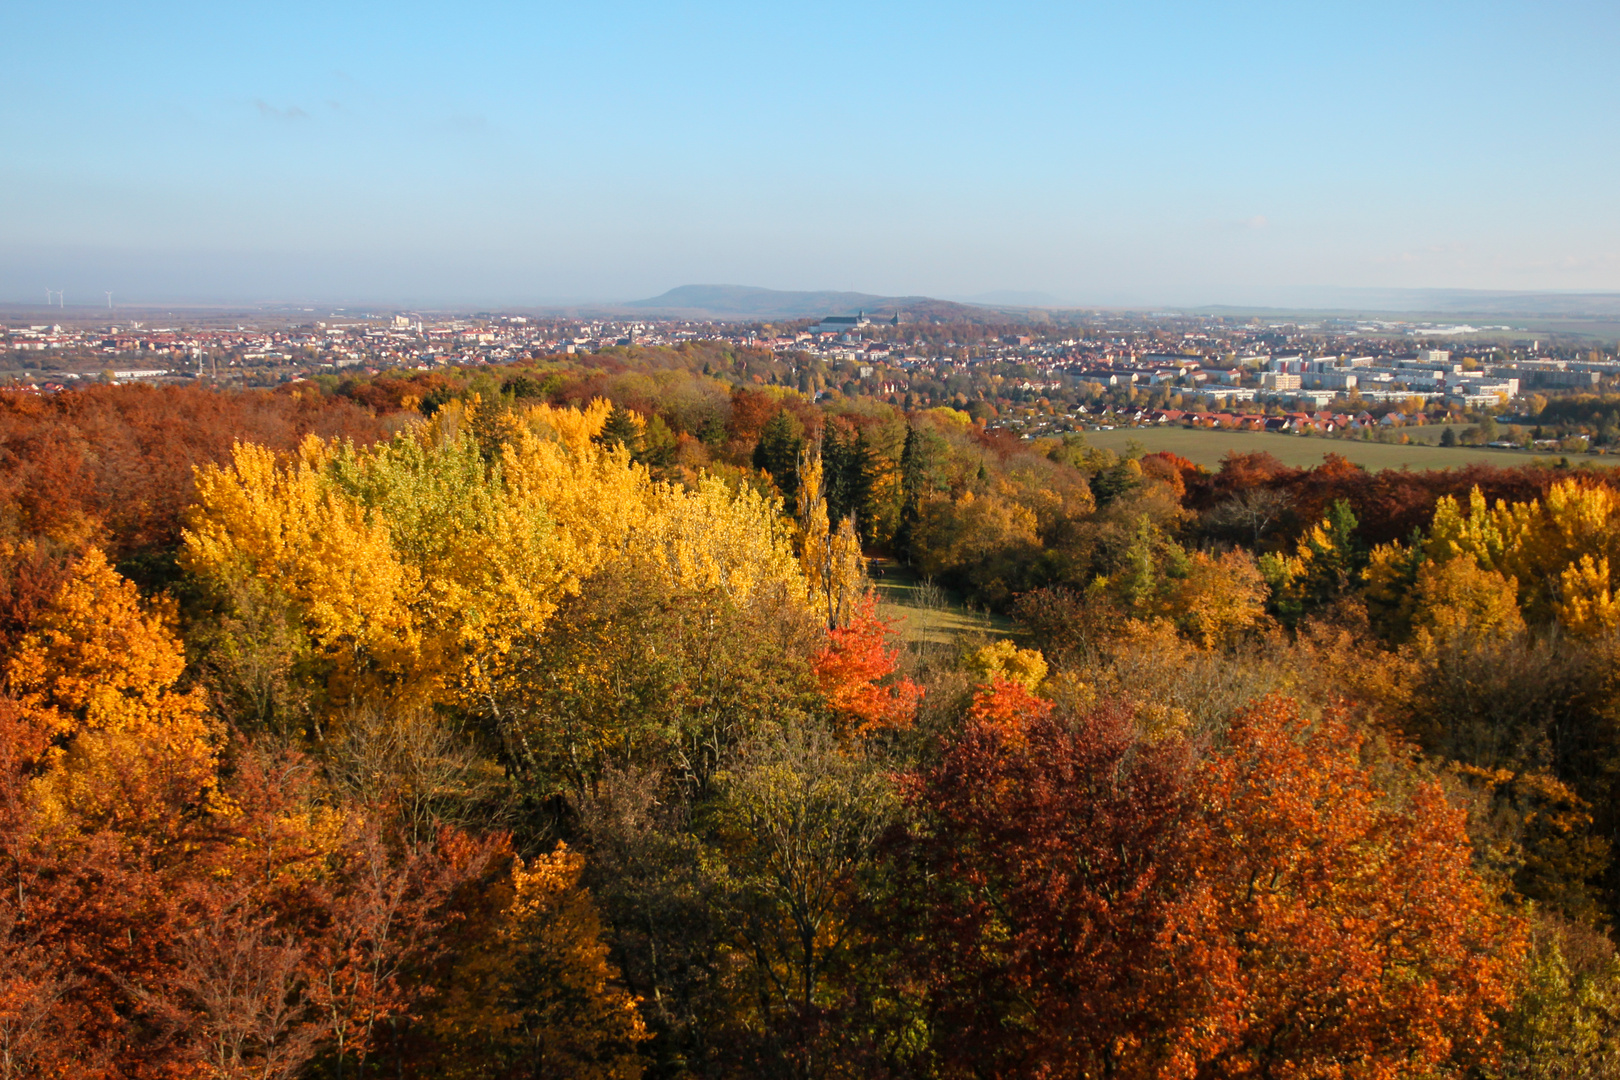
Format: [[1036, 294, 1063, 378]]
[[0, 383, 388, 558], [894, 699, 1191, 1077], [890, 695, 1523, 1079], [1185, 449, 1619, 546]]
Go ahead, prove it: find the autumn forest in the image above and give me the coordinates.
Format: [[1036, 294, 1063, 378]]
[[7, 343, 1620, 1080]]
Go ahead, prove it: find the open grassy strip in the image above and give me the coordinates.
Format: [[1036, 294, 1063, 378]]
[[868, 557, 1016, 645], [1079, 425, 1617, 472]]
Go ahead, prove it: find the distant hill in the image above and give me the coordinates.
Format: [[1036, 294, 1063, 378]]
[[628, 285, 1620, 323], [621, 284, 1019, 323]]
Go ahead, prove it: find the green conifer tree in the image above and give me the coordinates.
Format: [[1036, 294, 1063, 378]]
[[753, 409, 805, 510]]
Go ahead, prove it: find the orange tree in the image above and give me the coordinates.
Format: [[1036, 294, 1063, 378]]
[[0, 550, 502, 1079], [888, 692, 1525, 1080]]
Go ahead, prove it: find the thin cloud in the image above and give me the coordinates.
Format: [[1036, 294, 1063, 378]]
[[254, 100, 310, 121]]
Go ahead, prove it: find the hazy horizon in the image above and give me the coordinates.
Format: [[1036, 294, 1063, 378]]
[[10, 282, 1620, 322], [6, 1, 1618, 308]]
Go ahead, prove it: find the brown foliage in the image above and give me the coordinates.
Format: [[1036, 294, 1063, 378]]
[[0, 383, 386, 559], [724, 388, 781, 444], [892, 694, 1524, 1079], [1188, 450, 1617, 549], [1137, 450, 1197, 499]]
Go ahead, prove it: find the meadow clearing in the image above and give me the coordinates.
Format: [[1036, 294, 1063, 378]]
[[1079, 425, 1615, 471]]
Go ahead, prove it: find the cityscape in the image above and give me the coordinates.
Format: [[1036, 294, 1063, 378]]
[[7, 297, 1619, 446]]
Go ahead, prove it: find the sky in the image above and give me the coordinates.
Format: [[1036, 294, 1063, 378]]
[[3, 0, 1619, 308]]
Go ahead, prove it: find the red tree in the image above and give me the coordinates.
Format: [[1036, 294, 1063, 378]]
[[811, 594, 922, 737], [894, 699, 1189, 1077], [893, 695, 1525, 1080]]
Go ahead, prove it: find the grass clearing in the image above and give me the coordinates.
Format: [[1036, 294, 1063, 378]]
[[868, 558, 1015, 646], [1079, 426, 1616, 472]]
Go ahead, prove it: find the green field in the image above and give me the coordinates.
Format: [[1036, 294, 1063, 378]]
[[1081, 426, 1616, 472], [869, 558, 1014, 645]]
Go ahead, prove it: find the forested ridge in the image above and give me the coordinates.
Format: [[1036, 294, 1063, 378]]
[[5, 360, 1620, 1078]]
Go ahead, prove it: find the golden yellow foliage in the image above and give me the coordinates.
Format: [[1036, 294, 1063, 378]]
[[637, 474, 803, 607], [7, 549, 216, 827], [330, 423, 584, 709], [967, 639, 1049, 691], [185, 401, 814, 720], [1408, 482, 1620, 635], [10, 549, 192, 739], [1164, 550, 1269, 648], [433, 843, 648, 1080], [1411, 557, 1526, 650], [797, 451, 866, 627], [520, 396, 614, 454], [1556, 555, 1620, 638], [184, 438, 419, 703], [1426, 487, 1511, 570]]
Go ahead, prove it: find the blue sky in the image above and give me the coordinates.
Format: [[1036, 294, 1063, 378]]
[[3, 0, 1618, 306]]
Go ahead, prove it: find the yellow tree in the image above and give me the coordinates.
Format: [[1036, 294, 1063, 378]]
[[1425, 487, 1511, 570], [187, 406, 619, 718], [430, 843, 648, 1080], [1557, 555, 1620, 637], [1391, 482, 1620, 635], [966, 639, 1048, 691], [184, 438, 419, 707], [1162, 549, 1269, 648], [1409, 556, 1526, 651], [795, 450, 865, 629], [6, 548, 216, 830], [636, 475, 802, 608], [328, 419, 588, 715], [187, 400, 818, 746]]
